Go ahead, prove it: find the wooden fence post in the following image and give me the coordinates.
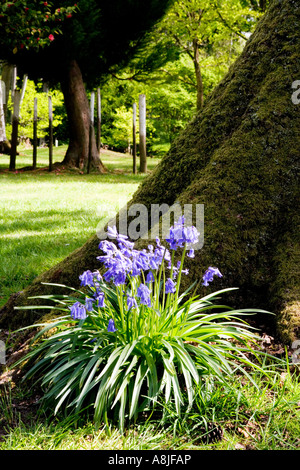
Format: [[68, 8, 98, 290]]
[[9, 89, 20, 171], [20, 75, 28, 109], [33, 97, 38, 170], [139, 94, 147, 173], [10, 66, 17, 111], [97, 87, 101, 152], [87, 91, 95, 174], [48, 95, 53, 172], [132, 102, 137, 174]]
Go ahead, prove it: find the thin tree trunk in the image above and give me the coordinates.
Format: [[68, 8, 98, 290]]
[[132, 102, 137, 174], [139, 94, 147, 173], [0, 81, 6, 147], [97, 88, 101, 152], [0, 64, 12, 154], [60, 60, 105, 172], [9, 90, 20, 171], [193, 39, 204, 111]]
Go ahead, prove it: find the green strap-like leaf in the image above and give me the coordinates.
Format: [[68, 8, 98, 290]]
[[105, 341, 138, 390], [129, 361, 148, 419]]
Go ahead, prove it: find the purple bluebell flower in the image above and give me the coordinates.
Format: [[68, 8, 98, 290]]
[[168, 225, 185, 249], [96, 291, 106, 308], [146, 271, 154, 283], [165, 278, 176, 294], [93, 270, 102, 282], [107, 225, 129, 243], [166, 217, 185, 250], [118, 238, 135, 254], [187, 248, 195, 258], [202, 267, 223, 287], [171, 262, 189, 279], [184, 225, 199, 245], [98, 239, 118, 255], [106, 225, 119, 239], [85, 297, 94, 312], [166, 216, 200, 250], [101, 249, 130, 286], [79, 270, 94, 287], [153, 238, 170, 265], [131, 261, 142, 277], [127, 294, 138, 310], [149, 255, 159, 270], [137, 283, 151, 307], [69, 301, 87, 320], [113, 270, 127, 286], [137, 250, 150, 270], [107, 319, 117, 333], [103, 268, 115, 283]]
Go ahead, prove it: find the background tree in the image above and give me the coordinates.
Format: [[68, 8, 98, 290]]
[[151, 0, 261, 110], [0, 0, 172, 170], [97, 0, 262, 154]]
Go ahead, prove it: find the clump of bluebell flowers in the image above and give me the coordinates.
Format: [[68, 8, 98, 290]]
[[70, 216, 221, 334], [17, 216, 267, 432]]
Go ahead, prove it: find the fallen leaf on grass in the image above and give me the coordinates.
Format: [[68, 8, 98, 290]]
[[235, 443, 246, 450]]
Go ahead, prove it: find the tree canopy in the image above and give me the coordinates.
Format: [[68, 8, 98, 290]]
[[0, 0, 173, 87], [0, 0, 173, 171]]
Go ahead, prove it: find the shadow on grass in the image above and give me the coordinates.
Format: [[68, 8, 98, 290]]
[[0, 228, 100, 308], [0, 209, 98, 235], [0, 167, 147, 185]]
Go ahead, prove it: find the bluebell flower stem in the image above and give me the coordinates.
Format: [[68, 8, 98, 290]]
[[164, 250, 175, 312], [175, 244, 187, 303], [162, 265, 166, 310], [128, 277, 138, 337], [154, 273, 159, 310], [168, 244, 187, 337], [88, 312, 99, 330], [157, 247, 167, 301], [117, 285, 126, 333], [169, 250, 175, 281]]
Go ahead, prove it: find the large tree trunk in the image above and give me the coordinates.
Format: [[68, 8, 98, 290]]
[[0, 0, 299, 344], [60, 60, 105, 172]]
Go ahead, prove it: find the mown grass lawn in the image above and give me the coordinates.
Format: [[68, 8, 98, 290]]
[[0, 145, 159, 308], [1, 145, 300, 452]]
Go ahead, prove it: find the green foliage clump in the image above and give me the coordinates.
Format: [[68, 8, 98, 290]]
[[14, 221, 270, 431], [5, 79, 65, 142]]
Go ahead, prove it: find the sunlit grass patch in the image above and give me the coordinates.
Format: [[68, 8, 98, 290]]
[[0, 145, 159, 307]]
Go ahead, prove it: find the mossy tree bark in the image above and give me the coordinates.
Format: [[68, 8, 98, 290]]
[[0, 0, 299, 343]]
